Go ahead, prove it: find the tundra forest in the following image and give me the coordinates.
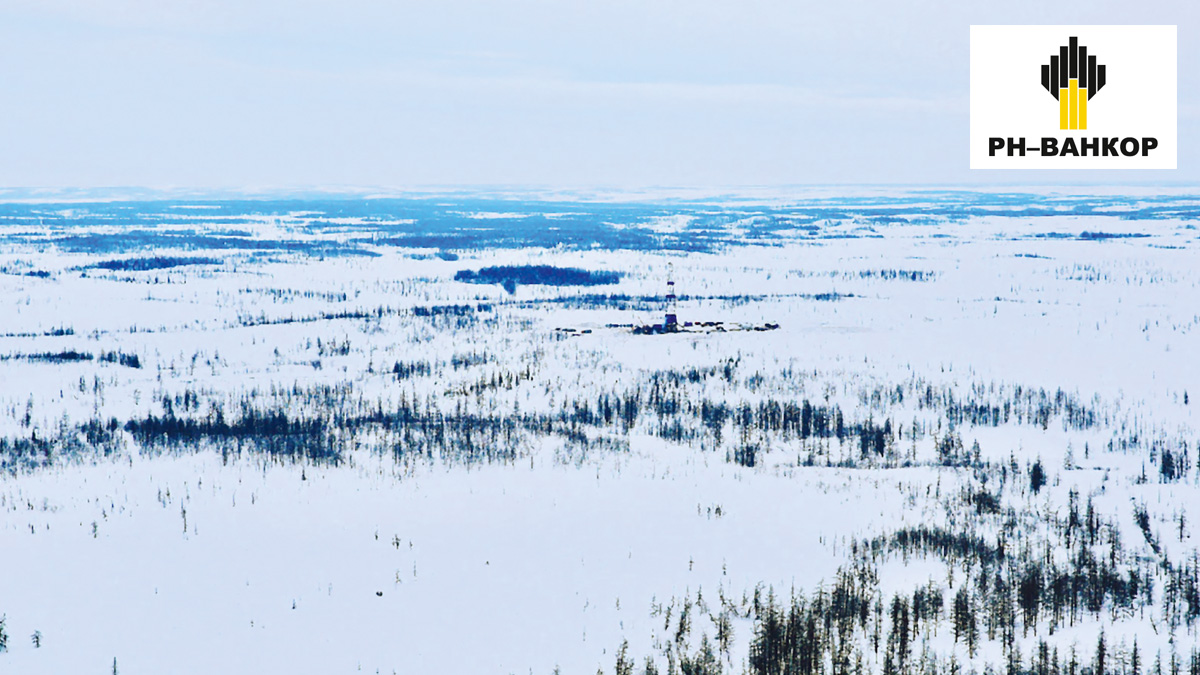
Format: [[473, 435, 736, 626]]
[[0, 188, 1198, 675]]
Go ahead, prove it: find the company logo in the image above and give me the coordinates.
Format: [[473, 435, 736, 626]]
[[970, 26, 1176, 170], [1040, 37, 1104, 130]]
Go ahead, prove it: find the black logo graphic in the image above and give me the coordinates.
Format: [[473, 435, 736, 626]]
[[1040, 37, 1105, 130]]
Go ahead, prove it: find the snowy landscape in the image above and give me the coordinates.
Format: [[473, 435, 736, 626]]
[[1, 188, 1198, 675]]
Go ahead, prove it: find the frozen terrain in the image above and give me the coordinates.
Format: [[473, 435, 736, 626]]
[[0, 189, 1198, 675]]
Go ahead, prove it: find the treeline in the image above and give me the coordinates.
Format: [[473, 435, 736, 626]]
[[612, 502, 1199, 675], [0, 350, 92, 363], [1, 362, 1136, 476], [124, 400, 338, 463], [87, 256, 221, 271], [97, 380, 1105, 476], [601, 418, 1199, 675], [99, 351, 142, 368], [0, 417, 123, 472], [740, 583, 1200, 675], [784, 269, 938, 282], [224, 298, 494, 331], [0, 350, 140, 367], [1121, 438, 1195, 484], [747, 566, 880, 675], [241, 287, 351, 302], [411, 303, 493, 317], [911, 383, 1100, 432], [391, 352, 507, 382], [857, 269, 936, 281], [411, 303, 498, 330], [393, 360, 432, 379], [0, 326, 75, 339], [617, 565, 1200, 675], [857, 524, 1168, 635], [234, 307, 389, 329], [454, 265, 622, 293]]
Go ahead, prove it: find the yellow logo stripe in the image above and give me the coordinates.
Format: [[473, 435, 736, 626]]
[[1069, 79, 1079, 130], [1078, 83, 1087, 129]]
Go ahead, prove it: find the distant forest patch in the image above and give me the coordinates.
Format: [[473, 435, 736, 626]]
[[88, 256, 222, 271], [0, 350, 142, 367], [1034, 232, 1151, 241], [0, 350, 94, 364], [454, 265, 622, 293], [1077, 231, 1150, 240]]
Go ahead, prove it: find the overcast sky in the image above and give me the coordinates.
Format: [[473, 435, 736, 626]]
[[1, 1, 1194, 189]]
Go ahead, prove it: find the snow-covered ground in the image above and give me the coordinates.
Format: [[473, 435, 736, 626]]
[[0, 191, 1197, 674]]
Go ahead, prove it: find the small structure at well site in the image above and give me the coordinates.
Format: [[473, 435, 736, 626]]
[[556, 266, 780, 337]]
